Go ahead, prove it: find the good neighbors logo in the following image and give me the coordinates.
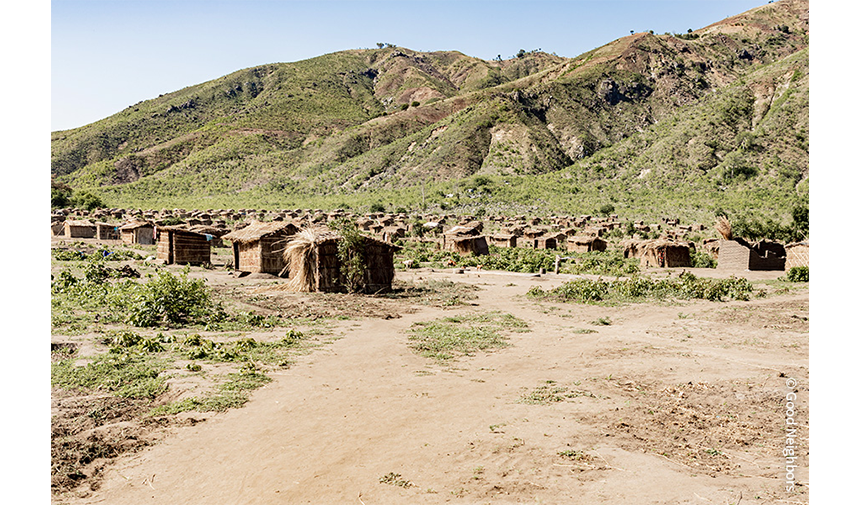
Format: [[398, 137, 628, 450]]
[[784, 377, 800, 493]]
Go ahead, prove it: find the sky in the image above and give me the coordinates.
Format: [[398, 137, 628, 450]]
[[50, 0, 771, 131]]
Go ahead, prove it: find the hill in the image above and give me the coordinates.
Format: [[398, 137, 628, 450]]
[[51, 0, 809, 225]]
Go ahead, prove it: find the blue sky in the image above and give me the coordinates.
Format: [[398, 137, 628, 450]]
[[51, 0, 770, 131]]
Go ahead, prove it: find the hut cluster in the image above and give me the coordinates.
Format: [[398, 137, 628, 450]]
[[52, 206, 808, 280]]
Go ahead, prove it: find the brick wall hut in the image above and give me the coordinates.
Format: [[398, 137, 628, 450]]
[[119, 221, 155, 245], [717, 239, 785, 271], [156, 226, 211, 266], [222, 220, 299, 275]]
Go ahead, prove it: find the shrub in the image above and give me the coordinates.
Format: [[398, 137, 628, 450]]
[[691, 251, 717, 268], [126, 270, 215, 327], [70, 191, 105, 211], [329, 218, 367, 293], [528, 272, 753, 304], [785, 266, 809, 282], [598, 203, 615, 216]]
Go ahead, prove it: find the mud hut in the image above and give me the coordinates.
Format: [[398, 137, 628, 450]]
[[222, 220, 299, 275], [445, 235, 490, 256], [119, 220, 155, 245], [637, 239, 693, 268], [64, 220, 96, 239], [95, 222, 120, 241], [536, 232, 566, 250], [489, 233, 517, 248], [566, 235, 607, 253], [156, 226, 211, 266], [785, 241, 809, 269], [282, 228, 399, 293]]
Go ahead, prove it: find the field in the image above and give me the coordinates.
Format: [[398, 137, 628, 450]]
[[50, 235, 808, 505]]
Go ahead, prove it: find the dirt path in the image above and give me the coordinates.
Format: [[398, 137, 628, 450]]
[[58, 269, 809, 504]]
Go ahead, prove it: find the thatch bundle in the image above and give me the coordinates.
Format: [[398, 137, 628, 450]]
[[715, 216, 732, 240], [282, 227, 332, 292]]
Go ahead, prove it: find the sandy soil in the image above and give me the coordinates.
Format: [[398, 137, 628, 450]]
[[52, 261, 809, 505]]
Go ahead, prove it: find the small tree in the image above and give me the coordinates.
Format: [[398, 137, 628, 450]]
[[598, 203, 615, 216], [71, 191, 105, 211]]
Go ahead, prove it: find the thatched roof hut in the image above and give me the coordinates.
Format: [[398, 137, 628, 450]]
[[119, 220, 155, 245], [381, 226, 407, 243], [536, 234, 563, 250], [156, 226, 211, 266], [282, 227, 400, 293], [64, 220, 96, 239], [444, 222, 483, 237], [222, 220, 299, 275], [444, 235, 490, 256], [785, 241, 809, 269], [566, 235, 607, 253], [95, 222, 120, 241], [630, 239, 693, 268], [489, 233, 517, 248]]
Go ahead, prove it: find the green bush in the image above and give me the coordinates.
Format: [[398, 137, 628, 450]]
[[70, 191, 106, 211], [126, 270, 215, 327], [528, 272, 753, 304], [691, 251, 717, 268], [785, 266, 809, 282]]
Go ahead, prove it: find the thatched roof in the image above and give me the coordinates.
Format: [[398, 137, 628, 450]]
[[222, 220, 299, 243], [568, 235, 605, 245], [188, 225, 229, 237], [65, 219, 95, 227], [444, 222, 482, 237], [119, 220, 154, 230], [156, 225, 209, 236]]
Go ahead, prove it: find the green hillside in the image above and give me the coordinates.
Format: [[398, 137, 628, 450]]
[[52, 0, 809, 226]]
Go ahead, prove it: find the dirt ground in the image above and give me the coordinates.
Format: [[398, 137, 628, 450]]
[[50, 240, 808, 505]]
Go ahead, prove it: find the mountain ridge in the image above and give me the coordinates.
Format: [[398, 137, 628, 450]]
[[51, 0, 809, 224]]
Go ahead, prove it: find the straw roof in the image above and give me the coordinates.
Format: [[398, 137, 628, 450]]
[[119, 220, 154, 230], [156, 225, 209, 236], [222, 220, 298, 243]]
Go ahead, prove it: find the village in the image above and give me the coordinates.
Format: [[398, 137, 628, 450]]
[[51, 206, 809, 282], [50, 203, 809, 504]]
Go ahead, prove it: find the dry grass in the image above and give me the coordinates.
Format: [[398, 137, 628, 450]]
[[283, 228, 324, 292], [715, 216, 732, 240]]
